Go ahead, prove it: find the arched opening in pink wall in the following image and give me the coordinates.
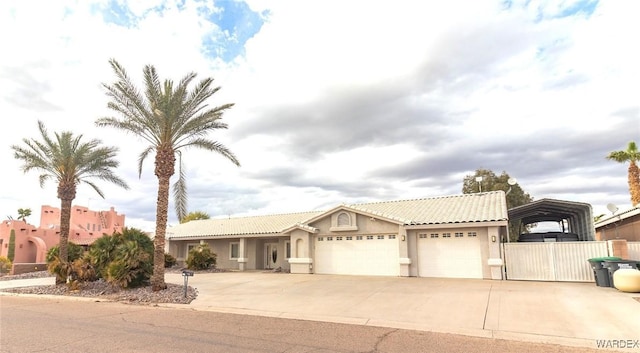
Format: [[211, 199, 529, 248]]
[[26, 236, 47, 263]]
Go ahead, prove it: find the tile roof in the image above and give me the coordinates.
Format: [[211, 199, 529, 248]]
[[351, 191, 508, 225], [167, 191, 507, 239], [167, 211, 323, 239]]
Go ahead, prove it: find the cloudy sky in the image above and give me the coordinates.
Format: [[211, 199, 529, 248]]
[[1, 0, 638, 231]]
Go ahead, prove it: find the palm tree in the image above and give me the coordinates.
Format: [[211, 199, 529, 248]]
[[17, 208, 32, 223], [97, 59, 240, 291], [180, 210, 211, 223], [607, 141, 640, 206], [12, 121, 129, 284]]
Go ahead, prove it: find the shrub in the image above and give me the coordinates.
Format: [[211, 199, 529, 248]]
[[89, 228, 153, 280], [186, 243, 216, 270], [164, 253, 177, 268], [70, 254, 97, 283], [89, 234, 122, 279], [47, 256, 72, 283], [46, 242, 86, 285], [88, 228, 153, 288], [105, 240, 151, 288], [46, 242, 85, 263], [0, 256, 12, 275]]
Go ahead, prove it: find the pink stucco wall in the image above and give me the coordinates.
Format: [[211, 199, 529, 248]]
[[0, 205, 126, 263]]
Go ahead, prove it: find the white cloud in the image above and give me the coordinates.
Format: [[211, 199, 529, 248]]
[[1, 0, 638, 232]]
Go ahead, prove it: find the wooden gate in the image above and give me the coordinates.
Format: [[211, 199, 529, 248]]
[[503, 241, 608, 282]]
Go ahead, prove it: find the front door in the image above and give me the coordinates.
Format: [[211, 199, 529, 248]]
[[264, 243, 278, 269]]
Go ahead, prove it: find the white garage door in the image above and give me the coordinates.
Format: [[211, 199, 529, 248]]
[[314, 235, 399, 276], [417, 231, 483, 279]]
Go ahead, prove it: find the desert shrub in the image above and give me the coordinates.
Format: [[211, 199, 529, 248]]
[[89, 234, 122, 278], [47, 252, 98, 289], [89, 228, 153, 279], [71, 253, 97, 282], [46, 242, 85, 263], [47, 256, 72, 283], [88, 228, 153, 288], [105, 240, 151, 288], [186, 243, 216, 270], [46, 242, 86, 285], [0, 256, 12, 275], [164, 253, 177, 268]]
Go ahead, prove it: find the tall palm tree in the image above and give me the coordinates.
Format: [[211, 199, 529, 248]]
[[12, 121, 129, 284], [97, 59, 240, 291], [607, 141, 640, 206]]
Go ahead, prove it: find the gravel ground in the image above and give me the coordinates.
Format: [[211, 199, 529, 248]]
[[0, 268, 226, 305]]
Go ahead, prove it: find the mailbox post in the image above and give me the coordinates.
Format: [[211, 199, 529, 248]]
[[182, 269, 194, 298]]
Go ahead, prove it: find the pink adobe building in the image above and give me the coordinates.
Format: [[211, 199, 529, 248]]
[[0, 205, 125, 263]]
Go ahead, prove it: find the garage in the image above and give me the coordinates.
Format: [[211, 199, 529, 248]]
[[314, 234, 399, 276], [417, 231, 483, 278]]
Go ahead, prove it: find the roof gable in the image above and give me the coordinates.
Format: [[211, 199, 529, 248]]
[[302, 204, 406, 226]]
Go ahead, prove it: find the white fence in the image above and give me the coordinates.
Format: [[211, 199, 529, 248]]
[[503, 241, 609, 282], [629, 242, 640, 260]]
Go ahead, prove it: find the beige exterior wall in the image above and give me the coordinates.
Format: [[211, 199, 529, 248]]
[[166, 210, 506, 279], [172, 236, 293, 271], [288, 229, 313, 274], [405, 224, 505, 280], [310, 212, 400, 236]]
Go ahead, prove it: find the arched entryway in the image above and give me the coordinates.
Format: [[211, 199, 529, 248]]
[[26, 236, 47, 263]]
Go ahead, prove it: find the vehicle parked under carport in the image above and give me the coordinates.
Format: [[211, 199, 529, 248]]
[[507, 198, 595, 242]]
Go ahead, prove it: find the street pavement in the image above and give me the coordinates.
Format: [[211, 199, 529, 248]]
[[0, 295, 612, 353], [1, 272, 639, 352]]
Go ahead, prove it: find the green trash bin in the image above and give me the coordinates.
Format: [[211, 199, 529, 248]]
[[588, 257, 621, 287]]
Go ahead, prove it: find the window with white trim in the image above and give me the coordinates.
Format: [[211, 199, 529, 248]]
[[430, 233, 439, 238], [318, 237, 324, 241], [285, 241, 291, 259], [366, 235, 374, 240], [454, 232, 464, 238], [230, 242, 240, 259], [337, 212, 351, 226], [419, 234, 427, 238], [327, 236, 333, 241], [468, 232, 477, 237], [356, 236, 363, 240], [330, 211, 358, 231], [336, 236, 343, 241], [377, 235, 384, 240], [442, 233, 451, 238], [346, 236, 353, 240], [389, 235, 396, 239]]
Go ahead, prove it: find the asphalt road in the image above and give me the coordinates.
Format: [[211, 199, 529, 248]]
[[0, 296, 608, 353]]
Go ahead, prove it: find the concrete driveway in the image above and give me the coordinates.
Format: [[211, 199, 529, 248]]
[[165, 272, 640, 350]]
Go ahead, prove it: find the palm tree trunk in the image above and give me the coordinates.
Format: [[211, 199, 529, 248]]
[[57, 198, 72, 285], [151, 174, 170, 291], [629, 161, 640, 206]]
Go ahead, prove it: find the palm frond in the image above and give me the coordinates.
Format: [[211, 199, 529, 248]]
[[137, 146, 155, 178], [178, 138, 240, 166], [172, 152, 188, 221]]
